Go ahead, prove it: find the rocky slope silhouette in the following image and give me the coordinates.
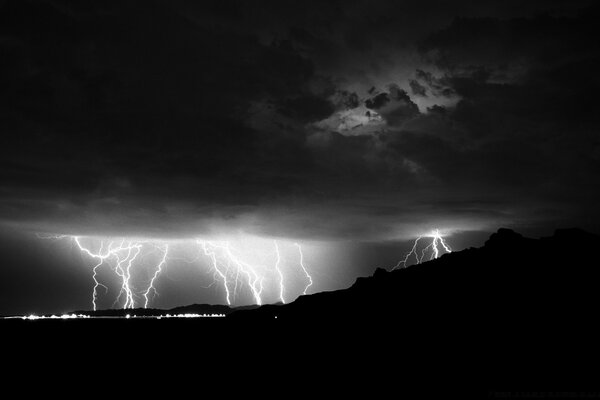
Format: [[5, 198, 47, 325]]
[[225, 227, 600, 385], [230, 228, 600, 327]]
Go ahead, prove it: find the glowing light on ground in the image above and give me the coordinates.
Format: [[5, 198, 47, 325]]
[[392, 229, 452, 270], [0, 313, 226, 320]]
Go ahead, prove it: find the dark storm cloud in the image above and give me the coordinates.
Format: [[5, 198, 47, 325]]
[[0, 0, 331, 235], [1, 0, 599, 239], [330, 90, 360, 110], [409, 80, 427, 97], [278, 94, 336, 123], [363, 85, 421, 129], [397, 5, 600, 231], [365, 93, 390, 110], [414, 70, 454, 98]]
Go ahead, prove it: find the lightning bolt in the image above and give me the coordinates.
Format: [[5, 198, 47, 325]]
[[392, 236, 422, 270], [198, 240, 232, 306], [74, 237, 145, 310], [437, 230, 452, 253], [196, 240, 316, 306], [295, 243, 313, 295], [214, 241, 264, 306], [112, 241, 142, 309], [392, 229, 452, 270], [273, 240, 285, 304], [143, 244, 169, 309], [73, 236, 110, 311]]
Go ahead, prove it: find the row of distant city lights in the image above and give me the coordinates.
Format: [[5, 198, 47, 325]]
[[3, 313, 226, 320]]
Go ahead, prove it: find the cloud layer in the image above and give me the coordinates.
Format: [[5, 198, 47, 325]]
[[1, 0, 599, 239]]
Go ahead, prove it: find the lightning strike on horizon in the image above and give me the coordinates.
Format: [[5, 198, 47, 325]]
[[197, 240, 264, 305], [142, 244, 169, 309], [73, 236, 110, 311], [274, 240, 285, 304], [198, 240, 232, 306], [393, 236, 421, 271], [392, 229, 452, 270], [113, 242, 142, 309], [39, 234, 317, 311], [295, 243, 313, 295], [74, 237, 145, 310]]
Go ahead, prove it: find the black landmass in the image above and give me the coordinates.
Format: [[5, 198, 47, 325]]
[[228, 226, 600, 385], [5, 228, 600, 389], [231, 227, 600, 324]]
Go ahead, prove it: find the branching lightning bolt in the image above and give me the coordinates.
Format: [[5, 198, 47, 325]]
[[112, 241, 142, 309], [392, 229, 452, 271], [211, 241, 264, 306], [273, 240, 285, 304], [392, 236, 422, 270], [295, 243, 313, 295], [198, 240, 232, 306], [143, 244, 169, 309], [195, 239, 316, 306], [73, 237, 146, 310], [74, 236, 110, 311]]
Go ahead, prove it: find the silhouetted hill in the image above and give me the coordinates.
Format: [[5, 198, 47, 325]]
[[226, 227, 600, 384], [230, 228, 600, 325]]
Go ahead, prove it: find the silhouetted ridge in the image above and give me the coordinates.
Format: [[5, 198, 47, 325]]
[[484, 227, 525, 247], [230, 228, 600, 326]]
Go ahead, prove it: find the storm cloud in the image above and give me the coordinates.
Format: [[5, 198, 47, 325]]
[[1, 0, 599, 240]]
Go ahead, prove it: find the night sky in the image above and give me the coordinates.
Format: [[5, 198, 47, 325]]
[[1, 0, 599, 315]]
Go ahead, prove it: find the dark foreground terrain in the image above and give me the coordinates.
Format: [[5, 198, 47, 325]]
[[4, 228, 600, 392], [236, 227, 600, 330]]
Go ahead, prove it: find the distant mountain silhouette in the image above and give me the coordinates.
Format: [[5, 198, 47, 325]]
[[229, 227, 600, 325], [224, 227, 600, 384]]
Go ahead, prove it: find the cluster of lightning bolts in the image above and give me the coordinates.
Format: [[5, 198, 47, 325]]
[[391, 229, 452, 270], [38, 234, 313, 311], [197, 240, 312, 307]]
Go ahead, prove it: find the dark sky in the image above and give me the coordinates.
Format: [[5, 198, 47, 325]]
[[1, 0, 599, 314]]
